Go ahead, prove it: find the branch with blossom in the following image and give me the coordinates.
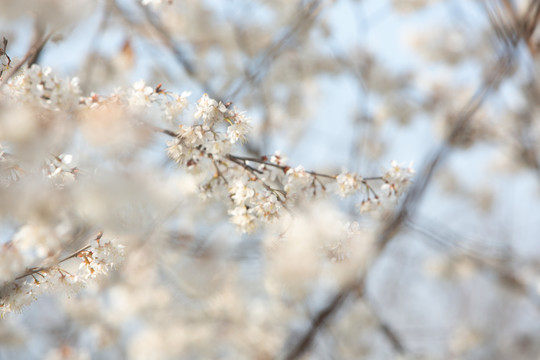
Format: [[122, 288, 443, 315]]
[[0, 62, 414, 345], [161, 92, 414, 232], [0, 231, 124, 316]]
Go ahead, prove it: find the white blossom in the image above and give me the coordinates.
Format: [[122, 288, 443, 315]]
[[381, 160, 415, 197], [229, 206, 257, 233], [5, 64, 80, 109], [226, 109, 251, 143], [128, 80, 157, 107], [162, 91, 191, 122], [229, 180, 255, 205], [270, 151, 288, 166], [358, 198, 380, 213], [284, 166, 313, 196], [194, 93, 227, 125], [336, 171, 362, 197]]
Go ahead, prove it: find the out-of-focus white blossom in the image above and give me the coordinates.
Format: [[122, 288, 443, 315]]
[[141, 0, 168, 10], [79, 237, 125, 279], [358, 198, 380, 213], [226, 108, 251, 144], [164, 94, 413, 232], [0, 68, 414, 335], [229, 206, 257, 233], [270, 151, 288, 166], [229, 180, 256, 205], [128, 80, 157, 107], [45, 154, 78, 188], [381, 160, 415, 197], [162, 91, 191, 122], [194, 93, 227, 125], [12, 223, 62, 260], [1, 233, 124, 316], [336, 171, 362, 197], [0, 243, 25, 284], [5, 64, 81, 109], [284, 166, 313, 196]]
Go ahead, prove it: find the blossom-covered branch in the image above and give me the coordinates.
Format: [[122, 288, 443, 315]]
[[0, 231, 124, 316]]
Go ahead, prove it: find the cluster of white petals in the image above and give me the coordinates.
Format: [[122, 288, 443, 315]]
[[284, 166, 314, 197], [336, 171, 362, 197], [45, 153, 78, 188], [228, 178, 282, 233], [0, 233, 124, 316], [5, 64, 80, 109], [0, 64, 414, 320], [125, 80, 191, 123], [163, 92, 414, 232], [79, 237, 125, 279], [381, 160, 415, 197]]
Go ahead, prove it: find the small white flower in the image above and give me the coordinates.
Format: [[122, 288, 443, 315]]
[[381, 160, 415, 197], [336, 171, 362, 197], [194, 93, 220, 123], [229, 206, 257, 233], [162, 91, 191, 122], [270, 151, 288, 166], [284, 166, 312, 196], [358, 198, 380, 213], [59, 154, 72, 165], [229, 180, 255, 205]]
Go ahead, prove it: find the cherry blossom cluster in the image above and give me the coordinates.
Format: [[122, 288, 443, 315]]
[[5, 64, 81, 110], [0, 62, 414, 319], [164, 93, 415, 232], [0, 232, 124, 316], [2, 65, 415, 233], [44, 153, 79, 188]]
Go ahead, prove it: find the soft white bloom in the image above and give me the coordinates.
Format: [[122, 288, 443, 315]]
[[50, 271, 84, 297], [0, 282, 37, 315], [381, 160, 415, 197], [45, 154, 77, 188], [252, 192, 281, 222], [91, 237, 125, 269], [79, 237, 125, 279], [270, 151, 288, 166], [226, 108, 251, 143], [162, 91, 191, 122], [226, 120, 250, 144], [194, 93, 226, 124], [229, 206, 257, 233], [141, 0, 167, 9], [0, 243, 25, 283], [229, 180, 255, 205], [128, 80, 157, 107], [13, 223, 61, 259], [336, 171, 362, 197], [59, 154, 72, 165], [358, 198, 380, 213], [6, 64, 81, 109], [284, 166, 313, 196], [166, 138, 186, 165]]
